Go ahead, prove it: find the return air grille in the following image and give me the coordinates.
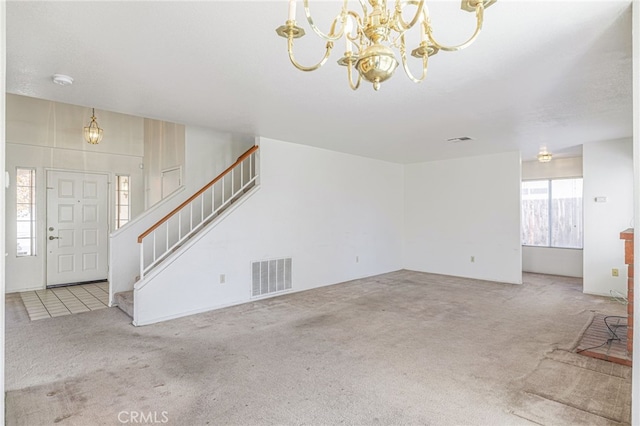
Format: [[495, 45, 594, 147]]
[[252, 258, 292, 297]]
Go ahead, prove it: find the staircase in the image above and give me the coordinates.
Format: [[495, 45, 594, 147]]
[[114, 290, 134, 317], [113, 146, 259, 319]]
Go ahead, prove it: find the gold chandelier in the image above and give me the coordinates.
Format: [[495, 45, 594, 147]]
[[83, 108, 104, 145], [276, 0, 496, 91]]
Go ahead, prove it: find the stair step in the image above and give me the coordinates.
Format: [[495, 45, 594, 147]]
[[114, 291, 134, 318]]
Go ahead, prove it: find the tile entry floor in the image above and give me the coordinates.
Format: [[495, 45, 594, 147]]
[[20, 282, 109, 321]]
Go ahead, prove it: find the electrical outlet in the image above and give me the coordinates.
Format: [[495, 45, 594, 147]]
[[612, 268, 619, 277], [219, 274, 226, 284], [470, 256, 475, 263]]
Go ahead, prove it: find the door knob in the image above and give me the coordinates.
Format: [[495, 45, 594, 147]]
[[49, 236, 60, 240]]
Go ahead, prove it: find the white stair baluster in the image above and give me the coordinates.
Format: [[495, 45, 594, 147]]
[[137, 146, 259, 277], [140, 243, 145, 280], [222, 176, 226, 205], [152, 233, 156, 265], [231, 166, 235, 196]]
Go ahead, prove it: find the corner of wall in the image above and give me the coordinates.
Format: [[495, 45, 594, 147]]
[[402, 151, 522, 284], [583, 139, 634, 297]]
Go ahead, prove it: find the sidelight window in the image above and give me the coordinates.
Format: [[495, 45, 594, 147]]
[[16, 168, 36, 256], [115, 175, 130, 229]]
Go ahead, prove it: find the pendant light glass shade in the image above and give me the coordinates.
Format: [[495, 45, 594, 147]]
[[84, 108, 104, 145]]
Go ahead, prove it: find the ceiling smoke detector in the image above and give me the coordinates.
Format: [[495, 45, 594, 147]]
[[446, 136, 474, 143], [52, 74, 74, 86]]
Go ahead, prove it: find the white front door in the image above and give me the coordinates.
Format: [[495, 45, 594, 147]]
[[46, 170, 109, 286]]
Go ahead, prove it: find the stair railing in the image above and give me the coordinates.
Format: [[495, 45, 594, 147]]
[[137, 145, 259, 279]]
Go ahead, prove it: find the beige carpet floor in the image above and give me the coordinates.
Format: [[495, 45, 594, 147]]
[[5, 271, 631, 425]]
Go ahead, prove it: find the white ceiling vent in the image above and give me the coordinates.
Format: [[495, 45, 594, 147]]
[[446, 136, 474, 143]]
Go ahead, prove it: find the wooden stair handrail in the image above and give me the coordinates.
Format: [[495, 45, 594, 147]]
[[137, 145, 259, 243]]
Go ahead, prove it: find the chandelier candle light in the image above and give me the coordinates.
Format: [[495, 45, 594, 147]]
[[276, 0, 496, 91]]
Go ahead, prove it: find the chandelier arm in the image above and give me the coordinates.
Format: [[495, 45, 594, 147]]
[[303, 0, 347, 41], [399, 36, 428, 83], [426, 2, 484, 52], [390, 26, 407, 47], [395, 0, 425, 31], [287, 36, 334, 72], [346, 58, 362, 90]]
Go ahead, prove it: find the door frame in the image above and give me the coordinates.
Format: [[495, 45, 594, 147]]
[[44, 168, 112, 287]]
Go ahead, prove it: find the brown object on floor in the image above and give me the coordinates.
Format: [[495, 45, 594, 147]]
[[576, 313, 631, 366]]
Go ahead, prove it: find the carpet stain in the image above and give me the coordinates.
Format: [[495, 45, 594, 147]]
[[53, 413, 72, 423]]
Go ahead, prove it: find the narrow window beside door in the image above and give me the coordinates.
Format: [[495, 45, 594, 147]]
[[16, 168, 36, 256], [115, 175, 130, 229]]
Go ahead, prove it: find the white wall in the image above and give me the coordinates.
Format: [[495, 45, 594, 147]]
[[404, 151, 522, 284], [522, 246, 583, 277], [583, 138, 633, 296], [143, 119, 185, 208], [134, 137, 405, 325], [521, 157, 584, 277], [522, 156, 582, 180], [109, 126, 254, 302], [184, 126, 254, 189], [5, 95, 145, 292], [6, 94, 144, 156]]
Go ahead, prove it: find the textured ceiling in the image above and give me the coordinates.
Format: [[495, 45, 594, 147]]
[[5, 0, 633, 163]]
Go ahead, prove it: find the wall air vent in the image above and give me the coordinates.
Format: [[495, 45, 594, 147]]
[[446, 136, 474, 143], [251, 257, 292, 297]]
